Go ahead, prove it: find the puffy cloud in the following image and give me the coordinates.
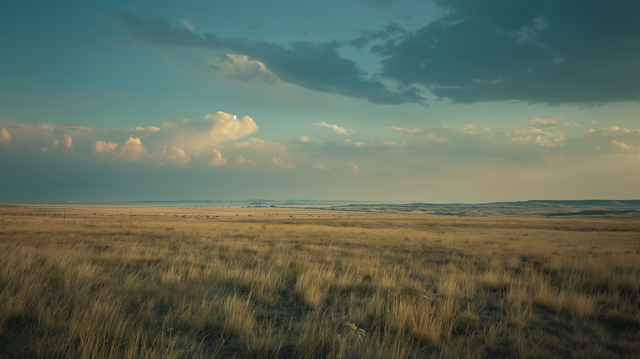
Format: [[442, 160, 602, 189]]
[[345, 161, 360, 174], [117, 136, 148, 161], [598, 126, 636, 134], [236, 154, 255, 165], [0, 121, 107, 151], [612, 140, 631, 150], [299, 135, 311, 142], [63, 135, 74, 150], [209, 149, 227, 166], [133, 126, 160, 132], [230, 138, 290, 166], [377, 122, 640, 163], [154, 146, 191, 165], [442, 124, 490, 135], [578, 127, 640, 158], [312, 163, 332, 172], [313, 121, 353, 136], [207, 54, 277, 84], [1, 112, 262, 167], [161, 112, 259, 152], [0, 127, 11, 143], [508, 128, 565, 147], [93, 141, 118, 154], [271, 157, 293, 170], [527, 118, 578, 129]]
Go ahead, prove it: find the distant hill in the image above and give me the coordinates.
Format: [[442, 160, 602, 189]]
[[529, 200, 640, 207], [322, 200, 640, 218]]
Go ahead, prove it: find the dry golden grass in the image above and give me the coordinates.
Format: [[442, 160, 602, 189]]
[[223, 294, 255, 338], [0, 204, 639, 358]]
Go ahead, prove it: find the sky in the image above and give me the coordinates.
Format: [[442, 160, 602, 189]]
[[1, 0, 639, 202]]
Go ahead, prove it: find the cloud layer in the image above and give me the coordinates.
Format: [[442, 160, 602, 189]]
[[0, 111, 259, 165], [109, 3, 639, 106], [375, 0, 640, 105], [109, 11, 425, 105]]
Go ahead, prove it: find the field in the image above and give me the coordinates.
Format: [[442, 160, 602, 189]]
[[1, 204, 639, 358]]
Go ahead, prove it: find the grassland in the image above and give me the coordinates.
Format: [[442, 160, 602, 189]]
[[0, 205, 639, 358]]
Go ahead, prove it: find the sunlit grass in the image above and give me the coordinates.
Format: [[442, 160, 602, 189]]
[[0, 205, 638, 358]]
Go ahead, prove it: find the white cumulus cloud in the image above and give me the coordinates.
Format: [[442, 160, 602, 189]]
[[209, 149, 227, 166], [612, 140, 632, 150], [161, 112, 259, 153], [93, 141, 118, 154], [154, 146, 191, 165], [133, 126, 160, 132], [0, 127, 12, 143], [237, 154, 256, 165], [63, 134, 74, 150], [509, 127, 565, 147], [236, 154, 255, 165], [117, 136, 148, 161]]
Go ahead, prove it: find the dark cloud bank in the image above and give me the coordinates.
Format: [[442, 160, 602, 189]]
[[110, 0, 639, 106], [109, 11, 424, 105]]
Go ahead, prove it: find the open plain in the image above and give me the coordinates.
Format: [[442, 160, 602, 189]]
[[1, 204, 639, 358]]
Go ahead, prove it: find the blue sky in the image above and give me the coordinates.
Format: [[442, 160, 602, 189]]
[[1, 0, 639, 202]]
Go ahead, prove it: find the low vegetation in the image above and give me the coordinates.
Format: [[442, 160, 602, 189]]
[[0, 205, 639, 358]]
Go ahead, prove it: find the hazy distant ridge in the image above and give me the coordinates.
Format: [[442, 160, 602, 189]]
[[324, 200, 640, 218], [528, 200, 640, 207]]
